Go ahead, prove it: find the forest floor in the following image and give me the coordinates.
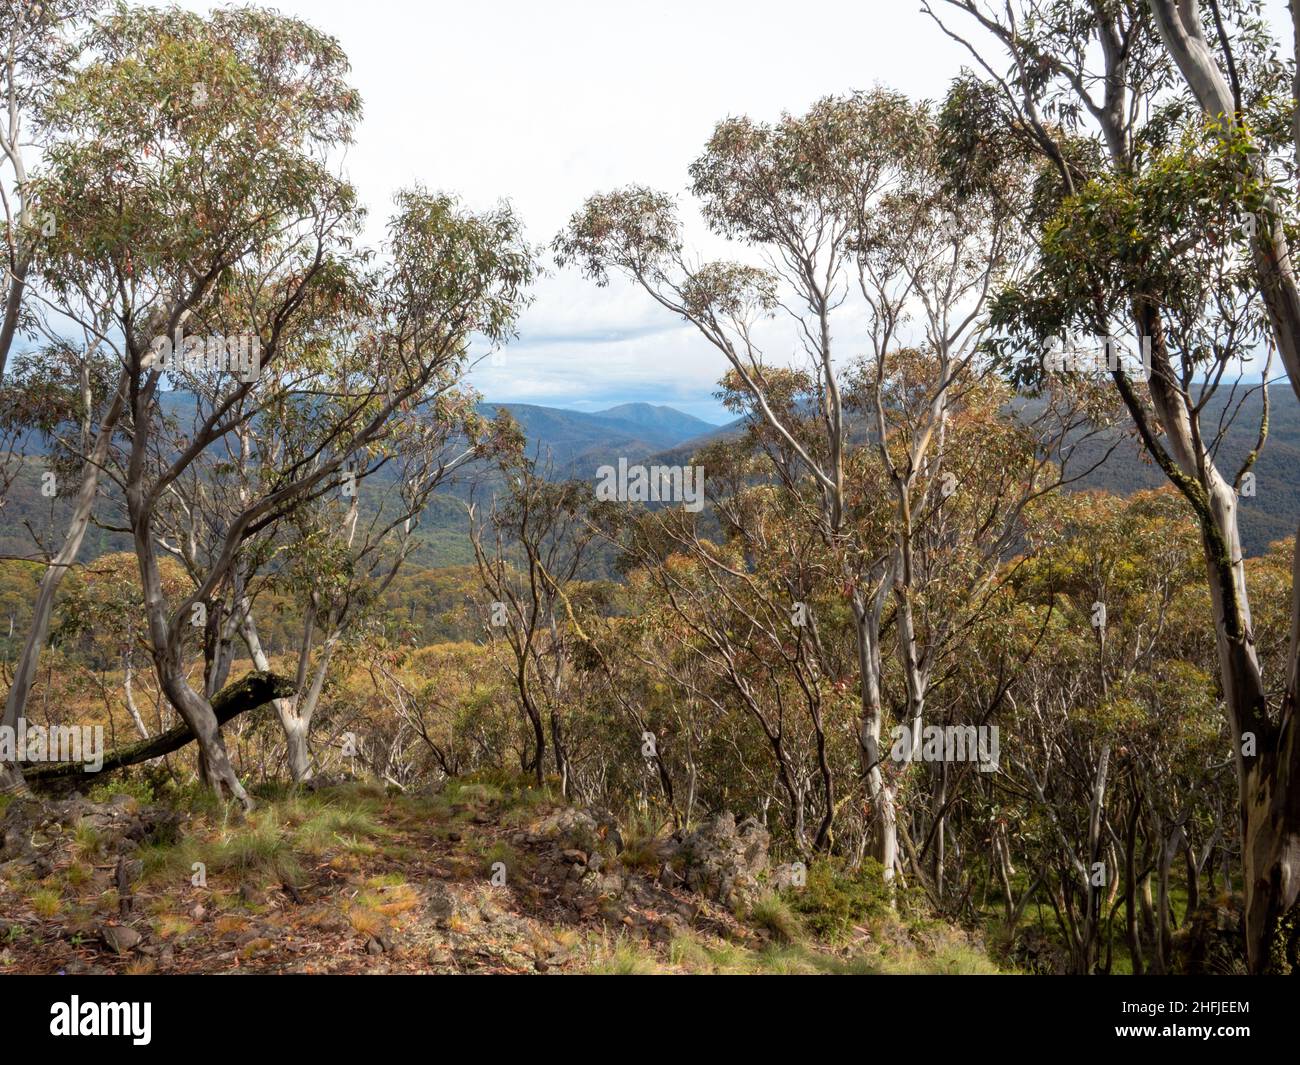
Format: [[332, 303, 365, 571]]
[[0, 776, 1002, 975]]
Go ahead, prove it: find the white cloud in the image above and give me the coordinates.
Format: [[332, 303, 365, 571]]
[[160, 0, 980, 416]]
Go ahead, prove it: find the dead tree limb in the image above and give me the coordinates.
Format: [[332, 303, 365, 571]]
[[24, 671, 296, 785]]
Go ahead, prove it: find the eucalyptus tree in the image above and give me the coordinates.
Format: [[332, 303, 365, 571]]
[[930, 0, 1300, 971], [230, 391, 492, 782], [556, 90, 1079, 884], [471, 452, 597, 792], [3, 6, 533, 806], [609, 433, 847, 854], [0, 0, 123, 795], [1146, 0, 1300, 384], [0, 0, 100, 381], [0, 3, 360, 795], [994, 490, 1213, 971], [120, 181, 530, 809]]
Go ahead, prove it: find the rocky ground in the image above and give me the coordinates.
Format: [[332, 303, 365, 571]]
[[0, 778, 998, 975]]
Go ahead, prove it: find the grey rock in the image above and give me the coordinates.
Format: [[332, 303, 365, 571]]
[[534, 809, 601, 854], [100, 925, 142, 955], [673, 812, 770, 909], [426, 882, 457, 922]]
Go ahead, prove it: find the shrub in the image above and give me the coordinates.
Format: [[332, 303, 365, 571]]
[[786, 858, 893, 943]]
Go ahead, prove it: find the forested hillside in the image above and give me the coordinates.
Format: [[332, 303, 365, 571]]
[[6, 385, 1294, 581]]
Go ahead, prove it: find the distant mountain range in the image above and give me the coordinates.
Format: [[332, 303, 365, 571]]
[[0, 399, 728, 569], [496, 390, 1300, 559], [4, 389, 1299, 570], [478, 402, 721, 475]]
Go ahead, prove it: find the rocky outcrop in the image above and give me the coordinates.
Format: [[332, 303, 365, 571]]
[[503, 804, 771, 947], [661, 812, 770, 910], [530, 807, 603, 856]]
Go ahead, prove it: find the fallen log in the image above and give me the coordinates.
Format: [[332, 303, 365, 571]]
[[23, 670, 296, 785]]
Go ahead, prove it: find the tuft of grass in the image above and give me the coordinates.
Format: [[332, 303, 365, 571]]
[[617, 809, 666, 870], [338, 835, 379, 857], [151, 812, 301, 885], [138, 805, 316, 891], [357, 878, 420, 918], [65, 862, 93, 890], [72, 820, 104, 862], [153, 914, 193, 939], [138, 837, 201, 883], [588, 937, 661, 974], [750, 893, 803, 943], [30, 887, 63, 919], [214, 914, 249, 936], [212, 816, 303, 884], [296, 805, 384, 855], [347, 906, 386, 937], [314, 806, 384, 834], [754, 944, 822, 974]]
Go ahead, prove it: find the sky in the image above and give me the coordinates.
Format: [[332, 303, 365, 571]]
[[161, 0, 974, 422]]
